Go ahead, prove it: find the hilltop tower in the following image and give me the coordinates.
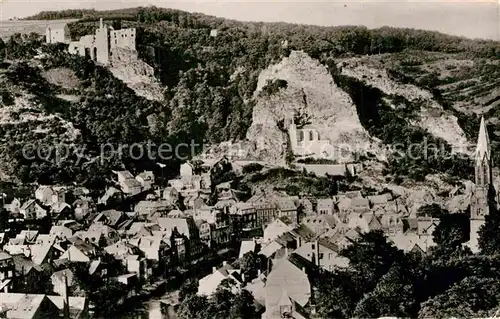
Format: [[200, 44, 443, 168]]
[[469, 116, 495, 252]]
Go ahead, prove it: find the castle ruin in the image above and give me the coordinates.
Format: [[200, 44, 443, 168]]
[[46, 18, 136, 65]]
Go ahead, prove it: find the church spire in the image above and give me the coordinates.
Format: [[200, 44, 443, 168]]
[[475, 116, 490, 165]]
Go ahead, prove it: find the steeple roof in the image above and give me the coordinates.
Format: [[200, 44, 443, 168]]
[[475, 116, 490, 164]]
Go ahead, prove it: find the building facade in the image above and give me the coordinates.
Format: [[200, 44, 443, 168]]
[[64, 18, 136, 65]]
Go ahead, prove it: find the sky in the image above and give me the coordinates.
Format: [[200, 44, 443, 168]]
[[0, 0, 498, 40]]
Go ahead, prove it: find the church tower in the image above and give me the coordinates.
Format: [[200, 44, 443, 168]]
[[469, 116, 495, 252]]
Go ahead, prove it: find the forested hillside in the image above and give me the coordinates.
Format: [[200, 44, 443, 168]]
[[4, 7, 500, 319], [0, 6, 497, 189]]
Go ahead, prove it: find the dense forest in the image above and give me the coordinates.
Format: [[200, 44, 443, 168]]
[[0, 6, 496, 188]]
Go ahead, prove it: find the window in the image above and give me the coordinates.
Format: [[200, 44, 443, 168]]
[[319, 253, 324, 260], [312, 244, 315, 250], [309, 131, 314, 141]]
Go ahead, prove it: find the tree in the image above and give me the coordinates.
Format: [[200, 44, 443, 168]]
[[431, 212, 470, 258], [0, 208, 9, 232], [353, 262, 419, 318], [417, 204, 447, 219], [478, 202, 500, 255], [176, 294, 210, 319], [229, 290, 258, 319], [418, 276, 500, 318], [340, 230, 404, 295], [239, 251, 266, 283], [179, 278, 199, 302], [314, 270, 359, 318]]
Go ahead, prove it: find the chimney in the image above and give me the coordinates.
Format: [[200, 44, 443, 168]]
[[100, 18, 103, 29], [222, 261, 227, 266], [63, 273, 70, 319], [285, 247, 289, 257], [315, 239, 320, 267], [257, 269, 261, 277], [212, 266, 217, 273]]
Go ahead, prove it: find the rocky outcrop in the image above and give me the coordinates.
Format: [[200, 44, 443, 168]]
[[109, 48, 164, 101], [338, 58, 470, 154], [245, 51, 375, 163]]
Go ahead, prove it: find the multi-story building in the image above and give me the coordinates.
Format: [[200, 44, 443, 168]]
[[0, 251, 15, 292]]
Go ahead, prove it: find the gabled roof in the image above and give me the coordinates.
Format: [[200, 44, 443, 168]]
[[317, 198, 334, 208], [265, 259, 311, 308], [20, 199, 36, 210], [368, 194, 389, 205], [291, 224, 316, 242], [116, 170, 134, 179]]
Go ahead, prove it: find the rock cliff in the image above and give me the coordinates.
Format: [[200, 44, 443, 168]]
[[246, 51, 375, 163], [109, 48, 164, 102], [338, 57, 470, 154]]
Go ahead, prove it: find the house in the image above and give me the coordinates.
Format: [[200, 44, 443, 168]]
[[50, 202, 72, 219], [163, 187, 179, 205], [3, 241, 55, 265], [263, 259, 311, 319], [316, 199, 335, 215], [46, 295, 88, 318], [58, 239, 99, 262], [49, 225, 74, 241], [122, 255, 149, 280], [0, 293, 59, 318], [0, 251, 15, 292], [389, 232, 436, 255], [232, 203, 258, 232], [155, 217, 199, 239], [93, 210, 127, 228], [12, 254, 45, 293], [4, 198, 21, 214], [51, 268, 74, 296], [298, 198, 313, 216], [98, 187, 122, 206], [34, 186, 66, 207], [294, 238, 349, 272], [75, 223, 120, 247], [380, 213, 404, 236], [263, 219, 295, 243], [135, 200, 170, 218], [260, 240, 286, 259], [135, 171, 155, 190], [239, 240, 257, 259], [19, 200, 46, 220], [129, 236, 169, 262], [180, 162, 194, 177], [0, 293, 87, 319], [417, 217, 440, 236], [263, 289, 309, 319], [200, 173, 211, 190], [351, 197, 371, 214], [115, 170, 142, 195], [197, 261, 243, 297], [301, 215, 338, 237], [73, 197, 93, 221], [277, 199, 298, 223], [34, 186, 54, 206], [289, 224, 316, 248]]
